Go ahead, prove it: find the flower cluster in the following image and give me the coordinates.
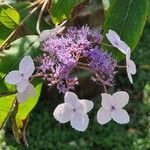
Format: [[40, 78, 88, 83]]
[[4, 26, 137, 132], [36, 26, 117, 93]]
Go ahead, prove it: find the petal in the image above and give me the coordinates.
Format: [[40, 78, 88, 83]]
[[70, 112, 89, 132], [64, 92, 78, 108], [112, 91, 129, 108], [16, 83, 36, 103], [101, 93, 113, 110], [16, 78, 29, 93], [97, 107, 112, 125], [106, 30, 121, 47], [75, 101, 84, 114], [53, 103, 71, 123], [127, 71, 133, 84], [5, 70, 21, 84], [118, 41, 130, 55], [128, 59, 136, 75], [80, 100, 94, 113], [111, 109, 130, 124], [19, 56, 35, 79]]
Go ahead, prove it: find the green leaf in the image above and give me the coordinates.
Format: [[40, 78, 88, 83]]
[[0, 35, 41, 95], [50, 0, 85, 25], [12, 81, 42, 145], [0, 5, 20, 29], [13, 2, 51, 34], [0, 24, 13, 45], [103, 0, 149, 60], [0, 94, 16, 129]]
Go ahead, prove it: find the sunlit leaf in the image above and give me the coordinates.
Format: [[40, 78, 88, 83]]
[[50, 0, 86, 25], [0, 4, 20, 29], [0, 94, 16, 129]]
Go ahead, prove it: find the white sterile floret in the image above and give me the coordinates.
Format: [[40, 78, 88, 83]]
[[97, 91, 130, 124], [39, 20, 66, 42], [126, 49, 136, 84], [53, 91, 94, 132], [106, 29, 130, 54], [5, 56, 35, 93]]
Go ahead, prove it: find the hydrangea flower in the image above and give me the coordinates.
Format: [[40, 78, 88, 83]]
[[53, 92, 94, 131], [97, 91, 130, 124], [37, 26, 116, 93], [5, 56, 36, 103], [106, 29, 129, 54], [126, 49, 136, 83]]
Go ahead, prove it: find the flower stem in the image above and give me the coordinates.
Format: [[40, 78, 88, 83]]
[[36, 0, 49, 35], [102, 83, 107, 93], [100, 42, 113, 47]]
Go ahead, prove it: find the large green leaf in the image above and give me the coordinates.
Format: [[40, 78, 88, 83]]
[[0, 35, 41, 95], [103, 0, 149, 60], [12, 81, 42, 145], [50, 0, 85, 25], [0, 94, 16, 129], [0, 5, 20, 29]]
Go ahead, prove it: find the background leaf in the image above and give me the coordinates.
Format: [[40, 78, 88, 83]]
[[0, 5, 20, 29], [103, 0, 149, 60], [0, 94, 16, 129], [50, 0, 85, 25]]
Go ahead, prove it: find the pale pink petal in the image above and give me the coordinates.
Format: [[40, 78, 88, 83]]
[[80, 100, 94, 113], [16, 78, 29, 93], [75, 101, 84, 114], [64, 92, 78, 108], [106, 30, 121, 47], [101, 93, 113, 110], [17, 92, 28, 103], [97, 107, 112, 125], [16, 83, 36, 103], [111, 109, 130, 124], [127, 71, 133, 84], [112, 91, 129, 108], [19, 56, 35, 79], [118, 41, 130, 54], [5, 70, 21, 84], [128, 59, 136, 75], [70, 112, 89, 131], [53, 103, 71, 123]]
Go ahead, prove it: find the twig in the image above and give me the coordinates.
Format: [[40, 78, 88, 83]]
[[36, 0, 49, 35], [102, 83, 107, 93]]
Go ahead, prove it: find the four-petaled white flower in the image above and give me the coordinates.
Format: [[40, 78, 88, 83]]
[[5, 56, 36, 103], [97, 91, 130, 125], [106, 29, 130, 55], [53, 91, 94, 131], [126, 48, 136, 84]]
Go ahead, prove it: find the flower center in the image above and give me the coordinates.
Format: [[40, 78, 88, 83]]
[[111, 105, 116, 111], [21, 73, 24, 77], [73, 108, 76, 112]]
